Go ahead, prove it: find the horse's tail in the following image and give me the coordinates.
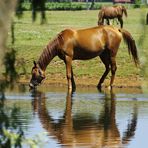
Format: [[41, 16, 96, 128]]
[[119, 29, 139, 66], [98, 10, 104, 25], [122, 6, 127, 17]]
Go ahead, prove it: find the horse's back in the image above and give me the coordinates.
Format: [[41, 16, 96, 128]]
[[76, 26, 122, 52], [76, 26, 121, 39], [100, 6, 121, 18], [59, 26, 122, 53], [76, 26, 106, 47]]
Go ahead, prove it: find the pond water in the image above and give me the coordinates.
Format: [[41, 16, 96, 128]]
[[1, 84, 148, 148]]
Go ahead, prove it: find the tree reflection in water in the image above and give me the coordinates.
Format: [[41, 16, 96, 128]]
[[31, 89, 138, 148], [0, 47, 28, 147], [0, 82, 24, 147]]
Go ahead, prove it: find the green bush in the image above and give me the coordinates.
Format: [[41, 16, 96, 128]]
[[18, 2, 148, 11], [20, 2, 114, 11], [133, 0, 141, 8]]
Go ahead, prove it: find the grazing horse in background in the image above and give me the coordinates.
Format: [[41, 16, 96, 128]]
[[98, 5, 127, 28], [29, 25, 139, 91]]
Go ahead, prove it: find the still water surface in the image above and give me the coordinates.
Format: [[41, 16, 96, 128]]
[[1, 84, 148, 148]]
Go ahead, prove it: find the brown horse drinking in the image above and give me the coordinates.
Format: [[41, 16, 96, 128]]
[[98, 5, 127, 28], [29, 25, 139, 90]]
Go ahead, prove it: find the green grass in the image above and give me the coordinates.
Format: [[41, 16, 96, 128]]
[[7, 8, 148, 80]]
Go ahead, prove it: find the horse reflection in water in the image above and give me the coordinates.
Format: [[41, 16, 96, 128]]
[[31, 90, 138, 147]]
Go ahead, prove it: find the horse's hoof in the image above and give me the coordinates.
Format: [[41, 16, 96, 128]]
[[97, 84, 102, 91]]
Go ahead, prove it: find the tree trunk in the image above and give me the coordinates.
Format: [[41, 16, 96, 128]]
[[146, 13, 148, 25]]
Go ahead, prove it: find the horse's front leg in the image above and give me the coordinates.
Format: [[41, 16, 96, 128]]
[[106, 18, 110, 25], [65, 55, 75, 90], [71, 68, 76, 91]]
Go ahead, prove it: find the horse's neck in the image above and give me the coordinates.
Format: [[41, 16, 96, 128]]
[[38, 42, 59, 71]]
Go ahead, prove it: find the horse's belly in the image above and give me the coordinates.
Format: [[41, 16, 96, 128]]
[[104, 16, 115, 19], [73, 47, 103, 60]]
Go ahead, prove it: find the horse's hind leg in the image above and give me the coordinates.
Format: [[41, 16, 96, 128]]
[[97, 50, 111, 89], [118, 17, 123, 28], [110, 56, 117, 88]]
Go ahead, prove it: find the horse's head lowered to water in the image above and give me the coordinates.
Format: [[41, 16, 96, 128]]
[[29, 61, 45, 88]]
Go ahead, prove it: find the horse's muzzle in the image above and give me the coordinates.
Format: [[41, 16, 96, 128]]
[[29, 83, 35, 89]]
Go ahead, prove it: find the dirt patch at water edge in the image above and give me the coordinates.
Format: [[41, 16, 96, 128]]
[[20, 74, 143, 88]]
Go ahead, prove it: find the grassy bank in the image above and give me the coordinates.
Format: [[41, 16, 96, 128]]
[[6, 8, 148, 85]]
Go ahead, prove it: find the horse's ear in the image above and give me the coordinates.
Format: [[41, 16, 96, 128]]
[[33, 61, 37, 67]]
